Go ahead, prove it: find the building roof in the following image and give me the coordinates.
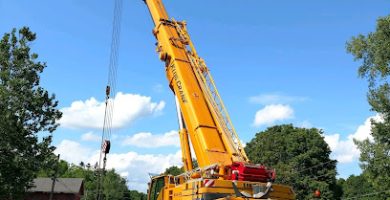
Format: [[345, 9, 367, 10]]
[[28, 178, 84, 194]]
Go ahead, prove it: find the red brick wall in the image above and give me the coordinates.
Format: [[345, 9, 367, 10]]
[[24, 192, 81, 200]]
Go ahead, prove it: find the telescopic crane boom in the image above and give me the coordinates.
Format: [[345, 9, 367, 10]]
[[143, 0, 296, 199], [144, 0, 247, 170]]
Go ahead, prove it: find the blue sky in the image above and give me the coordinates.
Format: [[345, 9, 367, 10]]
[[1, 0, 389, 192]]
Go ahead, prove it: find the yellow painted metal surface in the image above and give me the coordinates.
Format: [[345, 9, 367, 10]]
[[179, 128, 193, 171], [152, 177, 295, 200], [143, 0, 296, 199], [144, 0, 238, 167]]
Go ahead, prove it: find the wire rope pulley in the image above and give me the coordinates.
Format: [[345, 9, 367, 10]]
[[102, 139, 111, 154]]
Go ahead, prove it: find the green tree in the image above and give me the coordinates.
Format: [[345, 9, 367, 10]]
[[339, 174, 379, 200], [37, 159, 69, 178], [0, 27, 62, 199], [347, 14, 390, 197], [39, 159, 136, 200], [125, 190, 147, 200], [191, 159, 198, 169], [245, 124, 338, 199], [334, 179, 344, 199], [164, 166, 184, 176], [60, 164, 99, 200], [101, 170, 128, 200]]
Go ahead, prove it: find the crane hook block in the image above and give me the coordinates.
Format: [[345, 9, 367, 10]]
[[102, 140, 111, 154], [106, 85, 111, 96]]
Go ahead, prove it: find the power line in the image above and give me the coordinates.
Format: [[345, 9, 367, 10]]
[[341, 189, 390, 200], [295, 160, 336, 174], [309, 170, 337, 180], [275, 153, 389, 176]]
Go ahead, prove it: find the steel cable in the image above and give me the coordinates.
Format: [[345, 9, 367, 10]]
[[97, 0, 123, 199]]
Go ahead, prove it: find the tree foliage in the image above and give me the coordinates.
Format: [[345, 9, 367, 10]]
[[347, 14, 390, 196], [63, 164, 128, 200], [245, 124, 338, 199], [338, 174, 379, 200], [126, 190, 148, 200], [164, 166, 184, 176], [0, 27, 62, 199], [39, 160, 147, 200]]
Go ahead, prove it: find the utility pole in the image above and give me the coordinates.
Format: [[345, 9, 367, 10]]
[[49, 154, 60, 200]]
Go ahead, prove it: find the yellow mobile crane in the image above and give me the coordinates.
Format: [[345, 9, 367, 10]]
[[143, 0, 295, 199]]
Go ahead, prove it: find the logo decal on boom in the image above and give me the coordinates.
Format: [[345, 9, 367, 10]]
[[170, 64, 187, 103]]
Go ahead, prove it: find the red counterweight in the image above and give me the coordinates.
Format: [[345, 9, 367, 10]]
[[230, 162, 275, 182]]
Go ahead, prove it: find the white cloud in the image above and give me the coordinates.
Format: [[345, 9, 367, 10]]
[[324, 115, 382, 163], [351, 116, 378, 141], [55, 139, 182, 192], [100, 150, 182, 192], [253, 104, 294, 126], [60, 92, 165, 129], [240, 140, 247, 148], [324, 133, 340, 151], [122, 130, 180, 148], [324, 133, 359, 163], [81, 132, 101, 142], [249, 93, 307, 105], [54, 140, 97, 164]]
